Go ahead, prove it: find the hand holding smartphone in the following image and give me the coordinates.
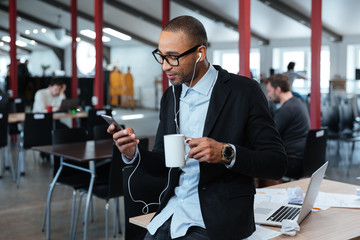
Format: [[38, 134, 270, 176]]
[[101, 115, 124, 131]]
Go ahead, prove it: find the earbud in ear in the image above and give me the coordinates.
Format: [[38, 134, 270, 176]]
[[196, 53, 202, 63]]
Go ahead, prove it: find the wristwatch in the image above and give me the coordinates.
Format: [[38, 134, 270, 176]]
[[221, 143, 235, 165]]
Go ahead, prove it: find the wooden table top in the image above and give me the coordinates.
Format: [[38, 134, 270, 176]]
[[8, 111, 88, 123], [266, 178, 360, 240], [32, 139, 113, 162], [129, 178, 360, 240]]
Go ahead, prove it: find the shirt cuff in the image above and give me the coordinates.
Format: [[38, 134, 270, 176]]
[[121, 145, 139, 164], [226, 144, 236, 169]]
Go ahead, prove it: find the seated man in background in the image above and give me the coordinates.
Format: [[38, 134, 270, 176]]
[[265, 74, 310, 180], [32, 78, 66, 113]]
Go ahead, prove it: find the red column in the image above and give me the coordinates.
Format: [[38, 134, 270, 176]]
[[94, 0, 104, 109], [310, 0, 322, 129], [238, 0, 251, 78], [9, 0, 17, 98], [71, 0, 78, 98], [161, 0, 170, 92]]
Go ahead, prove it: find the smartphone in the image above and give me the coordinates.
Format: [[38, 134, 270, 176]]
[[101, 114, 124, 131]]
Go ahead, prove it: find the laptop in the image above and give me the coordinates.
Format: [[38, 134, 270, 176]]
[[58, 98, 79, 112], [254, 161, 328, 227]]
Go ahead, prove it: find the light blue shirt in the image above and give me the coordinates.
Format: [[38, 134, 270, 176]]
[[147, 65, 218, 238]]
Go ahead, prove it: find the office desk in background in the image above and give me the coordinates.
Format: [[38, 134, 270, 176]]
[[8, 111, 88, 123], [129, 179, 360, 240], [33, 139, 113, 240]]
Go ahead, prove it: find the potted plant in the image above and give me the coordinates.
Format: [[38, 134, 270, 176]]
[[41, 64, 50, 77]]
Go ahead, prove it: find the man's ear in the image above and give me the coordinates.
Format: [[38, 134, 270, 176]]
[[275, 86, 282, 95]]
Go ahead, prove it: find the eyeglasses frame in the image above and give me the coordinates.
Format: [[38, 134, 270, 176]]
[[152, 44, 205, 67]]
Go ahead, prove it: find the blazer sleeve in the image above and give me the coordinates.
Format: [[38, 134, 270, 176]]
[[230, 79, 287, 179]]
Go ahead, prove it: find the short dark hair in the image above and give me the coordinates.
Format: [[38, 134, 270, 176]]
[[49, 78, 65, 87], [163, 15, 208, 47], [265, 74, 290, 92], [287, 62, 295, 70]]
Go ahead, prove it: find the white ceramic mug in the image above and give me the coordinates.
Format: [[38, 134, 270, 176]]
[[164, 134, 191, 167]]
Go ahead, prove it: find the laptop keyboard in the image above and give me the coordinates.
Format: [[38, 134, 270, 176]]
[[266, 206, 301, 222]]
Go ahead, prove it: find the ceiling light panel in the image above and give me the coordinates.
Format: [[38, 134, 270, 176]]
[[103, 28, 132, 41]]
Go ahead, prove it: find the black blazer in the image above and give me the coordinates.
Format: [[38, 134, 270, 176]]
[[139, 65, 287, 240]]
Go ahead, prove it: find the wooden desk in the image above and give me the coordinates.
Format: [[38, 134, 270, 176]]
[[129, 179, 360, 240], [8, 111, 88, 123], [267, 179, 360, 240], [33, 139, 113, 240]]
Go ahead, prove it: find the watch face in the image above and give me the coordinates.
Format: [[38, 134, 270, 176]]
[[224, 147, 232, 157]]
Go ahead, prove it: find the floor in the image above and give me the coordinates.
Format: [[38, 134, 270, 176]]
[[0, 107, 360, 240]]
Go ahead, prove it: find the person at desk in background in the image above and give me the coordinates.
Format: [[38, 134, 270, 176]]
[[32, 78, 66, 113], [108, 16, 287, 240], [265, 74, 310, 180]]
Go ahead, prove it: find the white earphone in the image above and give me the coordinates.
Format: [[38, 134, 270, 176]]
[[196, 53, 202, 63]]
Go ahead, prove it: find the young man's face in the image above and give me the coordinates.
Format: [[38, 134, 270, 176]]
[[266, 83, 280, 103], [157, 31, 201, 87], [49, 84, 63, 97]]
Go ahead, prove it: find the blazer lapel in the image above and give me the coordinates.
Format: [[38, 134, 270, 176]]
[[203, 69, 231, 137]]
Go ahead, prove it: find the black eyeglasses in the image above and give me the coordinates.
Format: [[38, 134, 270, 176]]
[[152, 44, 205, 67]]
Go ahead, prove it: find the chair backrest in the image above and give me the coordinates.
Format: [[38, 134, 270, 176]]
[[338, 98, 355, 132], [321, 103, 339, 133], [302, 128, 328, 177], [122, 165, 168, 240], [52, 127, 87, 145], [23, 113, 53, 149], [8, 98, 25, 113], [86, 108, 112, 140], [52, 128, 88, 177], [0, 111, 8, 147]]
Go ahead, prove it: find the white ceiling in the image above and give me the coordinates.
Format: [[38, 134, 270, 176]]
[[0, 0, 360, 55]]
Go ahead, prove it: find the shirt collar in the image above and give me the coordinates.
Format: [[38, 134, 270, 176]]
[[181, 64, 217, 98]]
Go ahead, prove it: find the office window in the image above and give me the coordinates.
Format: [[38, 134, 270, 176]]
[[283, 51, 305, 72], [320, 50, 330, 89], [346, 45, 360, 91], [213, 49, 260, 80], [273, 46, 330, 93], [222, 53, 238, 75], [0, 57, 10, 83]]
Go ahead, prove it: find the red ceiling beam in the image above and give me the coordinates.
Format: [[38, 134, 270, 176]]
[[310, 0, 322, 129], [238, 0, 251, 78], [9, 0, 17, 98]]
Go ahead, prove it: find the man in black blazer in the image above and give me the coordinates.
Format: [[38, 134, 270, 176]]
[[109, 16, 287, 240]]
